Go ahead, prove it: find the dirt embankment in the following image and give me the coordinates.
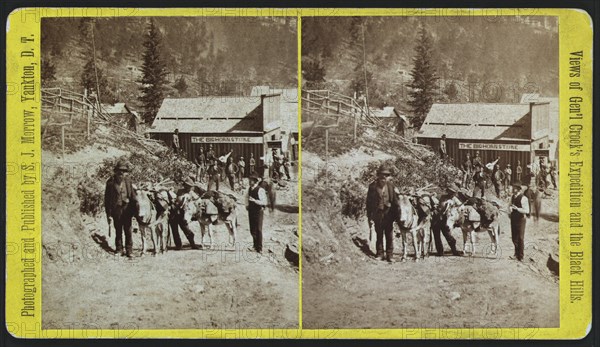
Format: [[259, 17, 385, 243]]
[[301, 146, 559, 329], [42, 125, 299, 330]]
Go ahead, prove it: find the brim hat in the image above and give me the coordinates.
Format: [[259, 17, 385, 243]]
[[249, 172, 260, 181], [377, 165, 392, 175], [446, 183, 459, 193], [183, 177, 195, 187], [114, 159, 131, 172]]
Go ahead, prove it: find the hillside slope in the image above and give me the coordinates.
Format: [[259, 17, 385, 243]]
[[300, 126, 559, 329], [42, 124, 299, 329]]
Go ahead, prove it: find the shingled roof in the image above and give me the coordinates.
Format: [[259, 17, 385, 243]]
[[418, 103, 531, 141], [148, 97, 263, 134]]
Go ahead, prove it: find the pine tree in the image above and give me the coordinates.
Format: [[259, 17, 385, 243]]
[[139, 19, 168, 123], [407, 25, 439, 128], [78, 19, 117, 104], [41, 57, 56, 87], [302, 57, 326, 89], [173, 75, 188, 95]]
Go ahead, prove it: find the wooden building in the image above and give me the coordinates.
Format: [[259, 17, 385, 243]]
[[147, 94, 283, 174], [251, 87, 299, 161], [372, 106, 410, 137], [417, 102, 551, 174], [102, 102, 141, 133]]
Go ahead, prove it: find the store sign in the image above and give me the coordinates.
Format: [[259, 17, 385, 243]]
[[459, 142, 530, 152], [191, 136, 262, 144]]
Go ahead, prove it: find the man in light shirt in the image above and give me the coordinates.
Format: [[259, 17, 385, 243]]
[[246, 173, 268, 253], [509, 182, 530, 261]]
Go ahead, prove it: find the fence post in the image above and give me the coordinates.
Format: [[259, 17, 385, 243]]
[[325, 128, 329, 184], [61, 125, 65, 160], [353, 112, 357, 142], [87, 110, 91, 138]]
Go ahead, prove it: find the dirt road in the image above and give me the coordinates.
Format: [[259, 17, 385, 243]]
[[42, 147, 299, 330], [301, 150, 559, 329]]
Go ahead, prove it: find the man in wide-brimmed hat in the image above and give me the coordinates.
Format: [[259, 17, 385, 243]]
[[104, 159, 136, 257], [246, 172, 268, 253], [509, 181, 530, 261], [366, 164, 399, 262], [169, 176, 201, 250], [431, 183, 462, 257]]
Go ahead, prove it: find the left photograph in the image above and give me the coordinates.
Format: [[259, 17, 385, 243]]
[[40, 16, 299, 329]]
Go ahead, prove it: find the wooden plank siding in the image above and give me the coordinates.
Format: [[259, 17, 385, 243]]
[[151, 132, 264, 177], [419, 137, 533, 181]]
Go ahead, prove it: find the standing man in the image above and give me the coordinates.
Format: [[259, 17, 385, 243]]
[[503, 164, 512, 194], [264, 149, 274, 179], [491, 164, 504, 197], [246, 173, 268, 253], [366, 165, 398, 262], [238, 156, 246, 183], [461, 153, 473, 188], [104, 159, 136, 258], [195, 147, 206, 183], [439, 134, 447, 160], [249, 153, 256, 175], [206, 144, 216, 163], [472, 150, 482, 168], [207, 160, 220, 191], [509, 182, 530, 261], [516, 160, 523, 182], [472, 164, 486, 197], [172, 129, 180, 156], [225, 156, 236, 190], [432, 184, 461, 257], [549, 164, 558, 189], [169, 177, 201, 250], [282, 155, 291, 180]]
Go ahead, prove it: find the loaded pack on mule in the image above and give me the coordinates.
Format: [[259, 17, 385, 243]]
[[393, 187, 438, 262], [178, 177, 239, 249], [365, 162, 504, 262], [130, 182, 174, 256], [440, 183, 501, 256]]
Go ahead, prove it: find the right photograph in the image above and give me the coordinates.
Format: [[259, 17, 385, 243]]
[[301, 16, 559, 329]]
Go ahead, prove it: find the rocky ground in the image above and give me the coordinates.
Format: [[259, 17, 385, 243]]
[[42, 140, 299, 330], [301, 149, 559, 329]]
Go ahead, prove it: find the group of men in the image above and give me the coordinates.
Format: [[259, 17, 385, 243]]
[[365, 164, 532, 263], [104, 158, 270, 258], [460, 151, 557, 199]]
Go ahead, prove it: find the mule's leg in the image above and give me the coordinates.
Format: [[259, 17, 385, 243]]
[[423, 223, 432, 258], [156, 224, 162, 254], [462, 228, 468, 256], [207, 224, 214, 249], [412, 230, 419, 261], [199, 223, 206, 248], [150, 224, 157, 255], [231, 214, 237, 246], [140, 226, 146, 256], [226, 221, 235, 247], [401, 231, 407, 262], [469, 229, 475, 256]]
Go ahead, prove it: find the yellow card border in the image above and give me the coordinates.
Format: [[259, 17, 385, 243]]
[[5, 7, 593, 339]]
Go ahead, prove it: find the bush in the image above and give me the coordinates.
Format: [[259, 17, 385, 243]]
[[78, 149, 197, 217], [77, 177, 104, 217], [340, 178, 366, 220]]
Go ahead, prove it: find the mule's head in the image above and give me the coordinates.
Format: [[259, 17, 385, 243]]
[[444, 205, 463, 229], [132, 189, 154, 224], [179, 195, 196, 224]]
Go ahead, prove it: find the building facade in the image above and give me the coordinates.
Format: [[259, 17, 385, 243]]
[[147, 93, 286, 176], [417, 102, 552, 178]]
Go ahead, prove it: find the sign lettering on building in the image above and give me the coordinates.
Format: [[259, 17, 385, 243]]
[[459, 142, 530, 152], [191, 136, 262, 144]]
